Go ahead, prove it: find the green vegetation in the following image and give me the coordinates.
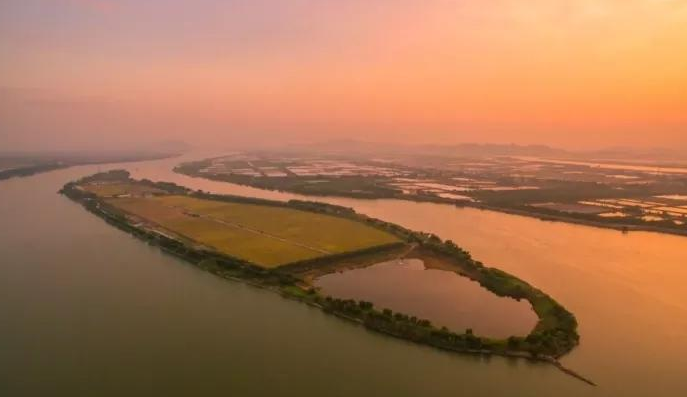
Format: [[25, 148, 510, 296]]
[[82, 182, 165, 197], [60, 170, 580, 362], [176, 161, 400, 198], [0, 162, 65, 180], [1, 151, 179, 181], [513, 204, 687, 232], [176, 156, 687, 236]]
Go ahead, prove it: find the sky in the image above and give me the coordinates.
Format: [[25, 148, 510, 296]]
[[1, 0, 687, 151]]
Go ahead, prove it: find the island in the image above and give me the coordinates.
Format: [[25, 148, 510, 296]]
[[0, 147, 185, 181], [174, 152, 687, 237], [60, 170, 590, 384]]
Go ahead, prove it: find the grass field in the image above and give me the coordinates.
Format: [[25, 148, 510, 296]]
[[106, 195, 400, 267]]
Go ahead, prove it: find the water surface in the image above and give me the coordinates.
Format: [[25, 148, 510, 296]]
[[2, 153, 687, 396], [315, 258, 537, 338]]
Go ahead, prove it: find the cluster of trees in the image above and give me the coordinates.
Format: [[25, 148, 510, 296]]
[[521, 204, 686, 231], [60, 182, 97, 200], [193, 191, 285, 207], [0, 162, 65, 180], [320, 297, 373, 316], [477, 268, 530, 300], [287, 200, 356, 216], [524, 302, 580, 356], [139, 179, 190, 195], [314, 296, 488, 352], [279, 242, 405, 273], [421, 236, 480, 267], [411, 233, 580, 357], [73, 169, 191, 195], [77, 169, 131, 183], [362, 308, 485, 351]]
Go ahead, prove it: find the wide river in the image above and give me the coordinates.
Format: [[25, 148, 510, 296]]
[[2, 153, 687, 396]]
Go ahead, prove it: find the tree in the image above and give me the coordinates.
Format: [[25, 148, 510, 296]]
[[507, 336, 520, 349]]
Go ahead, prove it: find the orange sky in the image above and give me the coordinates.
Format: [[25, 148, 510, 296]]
[[1, 0, 687, 150]]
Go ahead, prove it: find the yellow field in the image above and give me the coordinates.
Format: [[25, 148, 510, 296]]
[[106, 195, 400, 267], [83, 182, 164, 197]]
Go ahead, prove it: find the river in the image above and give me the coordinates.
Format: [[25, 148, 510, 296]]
[[1, 152, 686, 396]]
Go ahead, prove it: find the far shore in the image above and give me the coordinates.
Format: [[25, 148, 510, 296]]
[[174, 168, 687, 239], [473, 204, 687, 238]]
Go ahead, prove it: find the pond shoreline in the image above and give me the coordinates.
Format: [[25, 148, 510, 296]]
[[176, 260, 596, 387]]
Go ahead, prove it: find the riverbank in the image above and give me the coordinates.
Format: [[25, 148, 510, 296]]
[[199, 256, 596, 386], [0, 152, 182, 182], [174, 167, 687, 238], [0, 163, 67, 180], [59, 171, 591, 385], [474, 204, 687, 237]]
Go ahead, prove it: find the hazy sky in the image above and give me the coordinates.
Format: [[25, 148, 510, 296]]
[[1, 0, 687, 150]]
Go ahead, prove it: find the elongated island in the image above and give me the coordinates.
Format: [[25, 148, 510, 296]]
[[60, 170, 589, 383]]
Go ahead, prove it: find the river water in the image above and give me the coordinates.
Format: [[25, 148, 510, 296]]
[[2, 153, 687, 396]]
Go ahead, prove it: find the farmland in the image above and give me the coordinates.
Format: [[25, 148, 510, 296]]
[[175, 151, 687, 235], [103, 194, 399, 268]]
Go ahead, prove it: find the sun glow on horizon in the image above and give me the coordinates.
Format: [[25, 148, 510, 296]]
[[1, 0, 686, 149]]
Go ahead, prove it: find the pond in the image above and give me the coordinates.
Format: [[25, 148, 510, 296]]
[[315, 258, 538, 338]]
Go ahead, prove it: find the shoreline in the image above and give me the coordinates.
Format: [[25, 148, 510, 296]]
[[171, 250, 596, 387], [193, 259, 597, 386], [60, 171, 594, 386], [174, 169, 687, 239], [0, 152, 182, 182], [472, 204, 687, 238]]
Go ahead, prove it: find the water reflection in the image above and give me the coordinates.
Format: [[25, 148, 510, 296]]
[[315, 259, 537, 338]]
